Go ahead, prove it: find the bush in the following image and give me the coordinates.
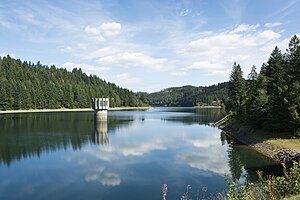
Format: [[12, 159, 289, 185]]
[[225, 162, 300, 200]]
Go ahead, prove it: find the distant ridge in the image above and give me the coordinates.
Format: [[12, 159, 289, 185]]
[[137, 82, 228, 107]]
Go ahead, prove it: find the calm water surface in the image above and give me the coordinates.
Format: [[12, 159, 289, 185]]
[[0, 108, 281, 200]]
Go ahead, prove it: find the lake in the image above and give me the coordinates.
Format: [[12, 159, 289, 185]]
[[0, 107, 281, 200]]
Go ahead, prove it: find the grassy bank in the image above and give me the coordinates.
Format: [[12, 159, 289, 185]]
[[0, 107, 151, 114], [284, 194, 300, 200], [214, 114, 300, 164]]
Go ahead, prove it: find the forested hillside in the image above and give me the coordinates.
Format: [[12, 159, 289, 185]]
[[139, 83, 228, 106], [0, 55, 145, 110], [227, 35, 300, 134]]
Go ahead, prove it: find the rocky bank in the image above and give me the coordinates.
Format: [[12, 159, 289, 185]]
[[214, 117, 300, 167]]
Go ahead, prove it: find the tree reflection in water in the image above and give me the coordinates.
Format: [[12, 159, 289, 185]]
[[221, 131, 283, 182], [0, 112, 133, 166]]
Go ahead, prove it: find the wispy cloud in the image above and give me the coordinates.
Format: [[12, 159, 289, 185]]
[[264, 22, 283, 28], [61, 62, 110, 74], [267, 0, 299, 19], [219, 0, 248, 22]]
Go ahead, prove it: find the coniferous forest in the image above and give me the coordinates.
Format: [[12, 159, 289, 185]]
[[139, 83, 228, 107], [226, 35, 300, 135], [0, 55, 145, 110]]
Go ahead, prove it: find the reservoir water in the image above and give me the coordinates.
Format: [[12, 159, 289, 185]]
[[0, 107, 281, 200]]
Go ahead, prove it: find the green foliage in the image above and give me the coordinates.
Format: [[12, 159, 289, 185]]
[[261, 162, 300, 199], [226, 62, 246, 115], [225, 174, 250, 200], [226, 35, 300, 135], [143, 83, 228, 107], [226, 162, 300, 200], [0, 56, 146, 110], [264, 46, 290, 131]]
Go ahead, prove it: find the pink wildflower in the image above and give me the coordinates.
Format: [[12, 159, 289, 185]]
[[162, 184, 168, 200]]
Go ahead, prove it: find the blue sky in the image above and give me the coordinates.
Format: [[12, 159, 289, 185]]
[[1, 0, 299, 92]]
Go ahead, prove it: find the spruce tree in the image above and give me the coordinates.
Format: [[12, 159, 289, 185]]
[[227, 62, 246, 117], [264, 46, 289, 131], [244, 65, 260, 126], [285, 35, 300, 133]]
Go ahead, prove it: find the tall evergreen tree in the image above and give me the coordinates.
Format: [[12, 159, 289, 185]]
[[227, 62, 246, 116], [285, 35, 300, 133], [264, 46, 289, 131]]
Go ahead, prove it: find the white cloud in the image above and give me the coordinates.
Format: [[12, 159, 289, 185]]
[[177, 150, 230, 175], [100, 22, 122, 37], [60, 62, 110, 74], [233, 24, 260, 33], [264, 22, 283, 28], [179, 24, 285, 76], [112, 139, 167, 156], [98, 52, 168, 71], [184, 61, 223, 71], [85, 173, 100, 182], [84, 134, 171, 161], [85, 166, 121, 187], [100, 172, 121, 186], [85, 25, 100, 35], [184, 136, 221, 148], [173, 61, 229, 77], [84, 22, 122, 43], [185, 29, 280, 53]]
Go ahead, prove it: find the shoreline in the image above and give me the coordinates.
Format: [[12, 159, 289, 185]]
[[0, 107, 151, 114], [214, 116, 300, 166], [194, 105, 222, 108]]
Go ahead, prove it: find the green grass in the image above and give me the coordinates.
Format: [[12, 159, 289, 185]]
[[283, 194, 300, 200], [250, 129, 300, 152], [225, 119, 300, 152], [266, 138, 300, 151]]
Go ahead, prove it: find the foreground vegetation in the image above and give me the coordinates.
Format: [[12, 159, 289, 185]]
[[226, 162, 300, 200], [0, 56, 146, 110], [179, 162, 300, 200], [222, 35, 300, 200], [226, 35, 300, 136]]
